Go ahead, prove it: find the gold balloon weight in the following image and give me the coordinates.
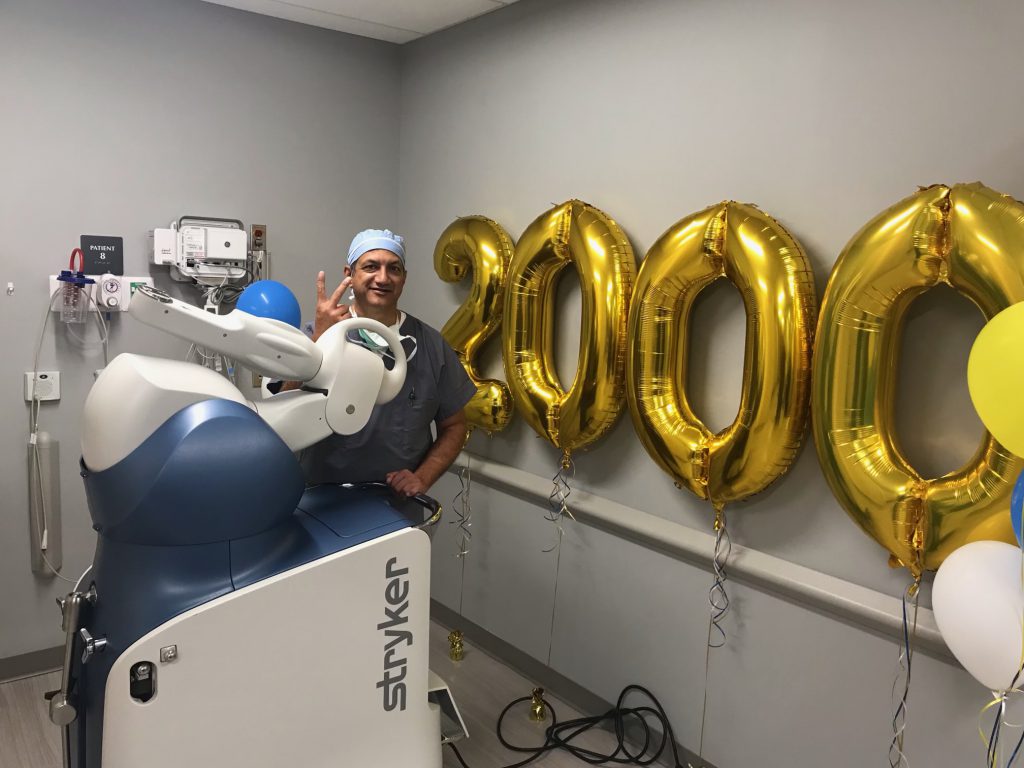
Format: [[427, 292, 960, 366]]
[[448, 629, 465, 662], [529, 688, 548, 723]]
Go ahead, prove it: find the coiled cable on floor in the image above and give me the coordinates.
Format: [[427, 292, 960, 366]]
[[446, 684, 687, 768]]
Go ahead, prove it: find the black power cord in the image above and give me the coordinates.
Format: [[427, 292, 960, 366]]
[[446, 684, 687, 768]]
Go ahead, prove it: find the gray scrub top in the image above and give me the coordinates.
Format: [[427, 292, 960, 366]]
[[299, 313, 476, 485]]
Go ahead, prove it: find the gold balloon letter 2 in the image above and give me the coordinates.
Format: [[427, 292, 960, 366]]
[[433, 216, 515, 433]]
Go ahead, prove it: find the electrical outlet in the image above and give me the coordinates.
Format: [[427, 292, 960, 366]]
[[24, 371, 61, 401], [250, 224, 267, 251]]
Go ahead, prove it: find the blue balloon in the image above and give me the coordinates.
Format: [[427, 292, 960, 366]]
[[236, 280, 301, 329], [1012, 469, 1024, 548]]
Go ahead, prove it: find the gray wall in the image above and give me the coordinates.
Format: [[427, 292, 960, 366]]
[[0, 0, 400, 657], [398, 0, 1024, 765]]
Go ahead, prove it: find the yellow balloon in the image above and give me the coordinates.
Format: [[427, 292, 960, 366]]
[[433, 216, 515, 433], [503, 200, 636, 455], [969, 302, 1024, 457], [813, 182, 1023, 577], [627, 202, 817, 508]]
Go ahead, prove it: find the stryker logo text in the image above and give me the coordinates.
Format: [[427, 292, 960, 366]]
[[377, 557, 412, 712]]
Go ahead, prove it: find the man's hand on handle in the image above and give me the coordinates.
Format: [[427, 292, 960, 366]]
[[387, 469, 429, 497], [385, 412, 469, 497]]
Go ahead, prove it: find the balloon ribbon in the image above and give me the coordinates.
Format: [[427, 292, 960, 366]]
[[543, 451, 576, 665], [451, 449, 473, 618], [977, 549, 1024, 767], [544, 450, 576, 552], [690, 503, 732, 768], [889, 577, 921, 768]]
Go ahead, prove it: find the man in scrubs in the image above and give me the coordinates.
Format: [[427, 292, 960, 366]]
[[294, 228, 475, 497]]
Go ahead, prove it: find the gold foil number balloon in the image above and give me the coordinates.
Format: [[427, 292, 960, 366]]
[[813, 183, 1024, 577], [503, 200, 636, 456], [626, 202, 817, 508], [434, 216, 515, 433]]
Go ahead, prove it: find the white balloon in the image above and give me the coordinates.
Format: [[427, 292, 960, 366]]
[[933, 540, 1024, 691]]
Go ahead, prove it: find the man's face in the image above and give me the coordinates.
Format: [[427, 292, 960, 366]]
[[345, 248, 406, 314]]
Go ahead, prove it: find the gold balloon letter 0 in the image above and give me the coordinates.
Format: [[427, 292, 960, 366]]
[[627, 202, 817, 510], [503, 200, 636, 457], [434, 216, 515, 433], [813, 183, 1024, 577]]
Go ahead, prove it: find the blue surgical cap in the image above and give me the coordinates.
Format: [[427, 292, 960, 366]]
[[348, 228, 406, 266]]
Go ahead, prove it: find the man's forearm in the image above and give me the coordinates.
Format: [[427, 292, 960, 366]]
[[414, 418, 468, 489]]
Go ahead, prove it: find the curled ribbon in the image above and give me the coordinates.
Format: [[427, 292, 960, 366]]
[[544, 451, 576, 553], [889, 579, 921, 768]]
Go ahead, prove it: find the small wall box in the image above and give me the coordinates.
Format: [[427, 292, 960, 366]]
[[24, 371, 60, 402]]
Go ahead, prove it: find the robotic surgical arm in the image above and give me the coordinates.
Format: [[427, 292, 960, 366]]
[[81, 285, 406, 473]]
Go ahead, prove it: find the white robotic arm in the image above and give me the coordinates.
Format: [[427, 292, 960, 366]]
[[250, 318, 406, 453], [128, 284, 322, 381], [81, 286, 407, 471]]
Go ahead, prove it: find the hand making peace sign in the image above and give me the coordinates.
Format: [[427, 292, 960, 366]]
[[313, 271, 353, 341]]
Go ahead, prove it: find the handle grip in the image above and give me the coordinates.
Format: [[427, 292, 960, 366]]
[[343, 481, 441, 528]]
